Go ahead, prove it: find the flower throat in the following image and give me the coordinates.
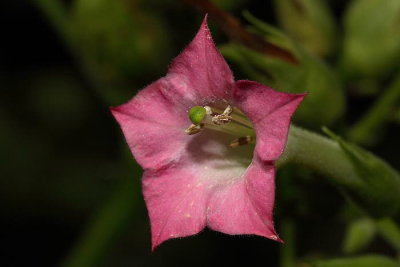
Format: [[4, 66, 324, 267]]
[[185, 105, 256, 147]]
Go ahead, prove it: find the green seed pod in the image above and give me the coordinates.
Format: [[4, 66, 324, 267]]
[[189, 106, 207, 125]]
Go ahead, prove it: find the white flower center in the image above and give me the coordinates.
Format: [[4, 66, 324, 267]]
[[184, 104, 257, 184]]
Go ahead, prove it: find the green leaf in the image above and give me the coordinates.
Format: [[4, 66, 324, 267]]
[[314, 255, 400, 267], [342, 218, 376, 254], [377, 218, 400, 252], [243, 10, 295, 51]]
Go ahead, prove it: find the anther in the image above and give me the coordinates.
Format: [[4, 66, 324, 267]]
[[230, 136, 253, 147], [212, 105, 233, 125], [222, 105, 233, 116], [185, 123, 204, 135]]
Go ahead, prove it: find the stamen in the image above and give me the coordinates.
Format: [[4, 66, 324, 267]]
[[230, 112, 253, 129], [203, 121, 252, 136], [211, 105, 233, 125], [210, 106, 253, 129], [230, 136, 254, 147], [222, 105, 233, 116], [185, 104, 255, 144], [212, 114, 232, 125], [185, 123, 204, 135]]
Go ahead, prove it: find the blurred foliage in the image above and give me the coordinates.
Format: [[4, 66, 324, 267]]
[[220, 15, 345, 128], [274, 0, 339, 58], [342, 217, 376, 254], [340, 0, 400, 80], [314, 255, 400, 267], [1, 0, 400, 266], [69, 0, 172, 84], [349, 72, 400, 145], [211, 0, 249, 10]]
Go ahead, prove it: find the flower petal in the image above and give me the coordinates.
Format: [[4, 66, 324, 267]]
[[234, 80, 306, 161], [168, 15, 234, 101], [206, 157, 281, 241], [143, 149, 280, 249], [142, 165, 209, 250], [111, 79, 191, 169], [142, 129, 255, 249]]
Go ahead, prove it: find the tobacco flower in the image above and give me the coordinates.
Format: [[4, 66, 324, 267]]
[[111, 16, 305, 249]]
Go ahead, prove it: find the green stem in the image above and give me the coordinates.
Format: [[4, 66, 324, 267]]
[[348, 74, 400, 146], [279, 125, 400, 217], [277, 126, 361, 186], [279, 219, 296, 267]]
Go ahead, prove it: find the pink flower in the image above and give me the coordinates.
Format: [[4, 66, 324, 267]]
[[111, 15, 305, 250]]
